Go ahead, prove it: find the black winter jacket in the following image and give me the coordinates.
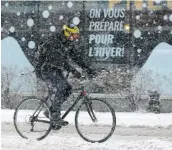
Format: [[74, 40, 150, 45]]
[[35, 32, 94, 78]]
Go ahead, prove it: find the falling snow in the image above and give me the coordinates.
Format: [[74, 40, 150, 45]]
[[134, 30, 141, 38], [50, 26, 56, 32], [21, 37, 26, 41], [42, 10, 50, 18], [169, 14, 172, 22], [59, 15, 64, 20], [137, 49, 142, 53], [17, 12, 20, 16], [5, 3, 9, 7], [72, 17, 80, 25], [158, 26, 162, 30], [163, 15, 168, 20], [48, 5, 53, 10], [143, 3, 147, 8], [27, 18, 34, 27], [135, 15, 140, 20], [9, 26, 15, 33], [67, 1, 73, 8], [28, 41, 36, 49]]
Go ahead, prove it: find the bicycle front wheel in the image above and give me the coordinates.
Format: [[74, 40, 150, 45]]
[[14, 96, 52, 140], [75, 99, 116, 143]]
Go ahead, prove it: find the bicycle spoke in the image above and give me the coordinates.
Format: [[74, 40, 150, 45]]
[[14, 97, 52, 140], [75, 99, 116, 143]]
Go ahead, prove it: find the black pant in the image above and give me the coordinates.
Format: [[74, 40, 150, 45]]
[[40, 69, 72, 115]]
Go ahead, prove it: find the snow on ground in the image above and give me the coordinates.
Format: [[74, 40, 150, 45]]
[[1, 135, 172, 150], [1, 109, 172, 128], [1, 109, 172, 150]]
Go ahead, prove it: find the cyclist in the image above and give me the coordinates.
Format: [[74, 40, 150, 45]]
[[35, 24, 96, 128]]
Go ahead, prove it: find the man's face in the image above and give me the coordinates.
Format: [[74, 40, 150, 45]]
[[68, 33, 79, 41]]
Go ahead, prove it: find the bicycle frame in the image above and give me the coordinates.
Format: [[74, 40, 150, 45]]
[[62, 91, 87, 119], [32, 78, 98, 125], [61, 89, 97, 122]]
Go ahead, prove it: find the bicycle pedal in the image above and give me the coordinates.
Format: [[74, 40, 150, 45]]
[[52, 120, 69, 126], [51, 124, 61, 131]]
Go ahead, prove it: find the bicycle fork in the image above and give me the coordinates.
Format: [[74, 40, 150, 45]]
[[84, 98, 97, 122]]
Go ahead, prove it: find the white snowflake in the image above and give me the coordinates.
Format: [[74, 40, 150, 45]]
[[158, 26, 162, 30], [48, 5, 52, 10], [27, 18, 34, 27], [5, 20, 8, 23], [148, 32, 150, 35], [62, 2, 65, 5], [28, 41, 36, 49], [5, 3, 9, 7], [50, 26, 56, 32], [138, 54, 140, 57], [59, 15, 64, 20], [146, 23, 148, 26], [32, 11, 34, 13], [150, 11, 153, 14], [137, 49, 142, 53], [73, 17, 80, 25], [134, 30, 141, 38], [163, 15, 168, 20], [17, 12, 20, 16], [67, 1, 73, 8], [31, 34, 33, 37], [9, 26, 15, 33], [21, 24, 23, 27], [21, 37, 26, 41], [169, 14, 172, 22], [135, 15, 140, 20], [42, 10, 50, 18], [42, 34, 45, 37], [143, 3, 147, 8], [171, 30, 172, 34]]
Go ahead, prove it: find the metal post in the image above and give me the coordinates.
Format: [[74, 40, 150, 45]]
[[129, 0, 134, 68]]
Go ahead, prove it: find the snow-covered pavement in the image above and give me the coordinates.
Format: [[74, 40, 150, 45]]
[[1, 109, 172, 150], [1, 109, 172, 128]]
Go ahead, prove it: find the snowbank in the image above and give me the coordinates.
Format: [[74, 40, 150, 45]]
[[132, 42, 172, 96], [1, 109, 172, 128]]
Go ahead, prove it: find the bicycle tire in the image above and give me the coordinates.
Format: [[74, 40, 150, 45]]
[[13, 96, 52, 141], [75, 99, 116, 143]]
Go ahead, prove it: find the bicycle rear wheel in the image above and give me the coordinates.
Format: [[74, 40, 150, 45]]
[[75, 99, 116, 143], [14, 96, 52, 140]]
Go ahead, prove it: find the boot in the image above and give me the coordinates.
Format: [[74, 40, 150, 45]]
[[51, 112, 69, 126]]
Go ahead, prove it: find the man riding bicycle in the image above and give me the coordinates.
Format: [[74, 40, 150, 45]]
[[35, 24, 96, 128]]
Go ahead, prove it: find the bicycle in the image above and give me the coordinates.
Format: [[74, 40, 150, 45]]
[[13, 75, 116, 143]]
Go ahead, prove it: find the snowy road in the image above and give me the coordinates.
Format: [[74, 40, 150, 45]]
[[2, 123, 172, 150]]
